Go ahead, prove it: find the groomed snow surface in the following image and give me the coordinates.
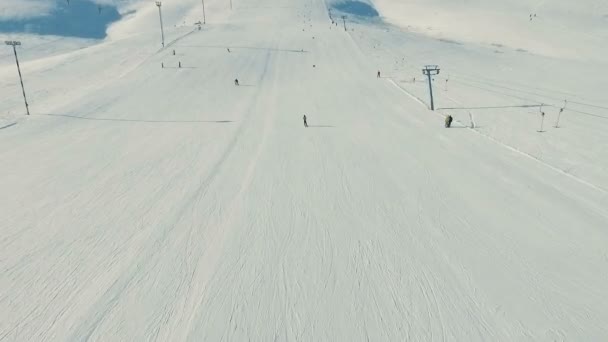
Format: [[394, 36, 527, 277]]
[[1, 0, 608, 340]]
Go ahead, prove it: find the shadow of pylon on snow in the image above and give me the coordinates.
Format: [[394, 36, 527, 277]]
[[436, 104, 541, 110], [0, 122, 17, 130], [34, 113, 234, 124], [176, 44, 308, 53], [162, 66, 198, 69]]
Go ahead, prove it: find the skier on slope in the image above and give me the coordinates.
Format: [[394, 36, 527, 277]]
[[445, 115, 453, 128], [234, 78, 239, 86], [303, 114, 308, 128], [377, 70, 381, 78]]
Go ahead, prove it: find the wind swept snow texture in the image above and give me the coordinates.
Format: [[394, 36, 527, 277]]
[[1, 0, 608, 340], [0, 0, 122, 39]]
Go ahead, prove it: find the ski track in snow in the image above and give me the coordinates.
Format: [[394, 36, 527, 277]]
[[1, 0, 608, 340]]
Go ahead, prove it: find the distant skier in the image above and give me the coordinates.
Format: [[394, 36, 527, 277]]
[[377, 70, 381, 78], [303, 114, 308, 128], [227, 48, 231, 53], [445, 115, 453, 128], [234, 78, 239, 86]]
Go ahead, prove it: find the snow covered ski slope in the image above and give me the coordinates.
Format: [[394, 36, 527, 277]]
[[1, 0, 608, 340]]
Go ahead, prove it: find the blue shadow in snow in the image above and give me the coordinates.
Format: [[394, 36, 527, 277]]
[[333, 1, 379, 18], [0, 0, 125, 39]]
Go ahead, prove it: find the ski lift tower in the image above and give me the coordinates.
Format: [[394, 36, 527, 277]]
[[155, 1, 165, 47], [5, 41, 30, 115], [201, 0, 206, 24], [422, 65, 440, 110]]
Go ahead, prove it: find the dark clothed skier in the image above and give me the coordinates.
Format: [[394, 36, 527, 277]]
[[303, 115, 308, 127], [445, 115, 453, 128], [377, 70, 381, 78], [234, 79, 239, 86]]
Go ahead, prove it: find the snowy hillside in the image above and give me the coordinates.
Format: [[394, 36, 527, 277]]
[[371, 0, 608, 60], [1, 0, 607, 340]]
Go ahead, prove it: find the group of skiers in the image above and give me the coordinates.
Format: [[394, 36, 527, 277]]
[[232, 78, 311, 128], [232, 71, 455, 129]]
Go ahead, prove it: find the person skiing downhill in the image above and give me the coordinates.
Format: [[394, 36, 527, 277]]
[[234, 78, 239, 86], [303, 114, 308, 127], [377, 70, 381, 78]]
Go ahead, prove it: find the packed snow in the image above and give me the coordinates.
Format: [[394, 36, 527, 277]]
[[1, 0, 607, 340]]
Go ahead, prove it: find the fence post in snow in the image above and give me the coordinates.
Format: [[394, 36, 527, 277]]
[[555, 100, 567, 128], [538, 106, 546, 132]]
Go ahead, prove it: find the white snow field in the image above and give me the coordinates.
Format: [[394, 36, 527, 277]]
[[1, 0, 608, 340], [371, 0, 608, 60]]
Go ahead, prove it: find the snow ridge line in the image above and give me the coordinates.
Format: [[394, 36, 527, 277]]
[[162, 28, 198, 51], [466, 126, 608, 195], [387, 78, 608, 196], [387, 78, 428, 109]]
